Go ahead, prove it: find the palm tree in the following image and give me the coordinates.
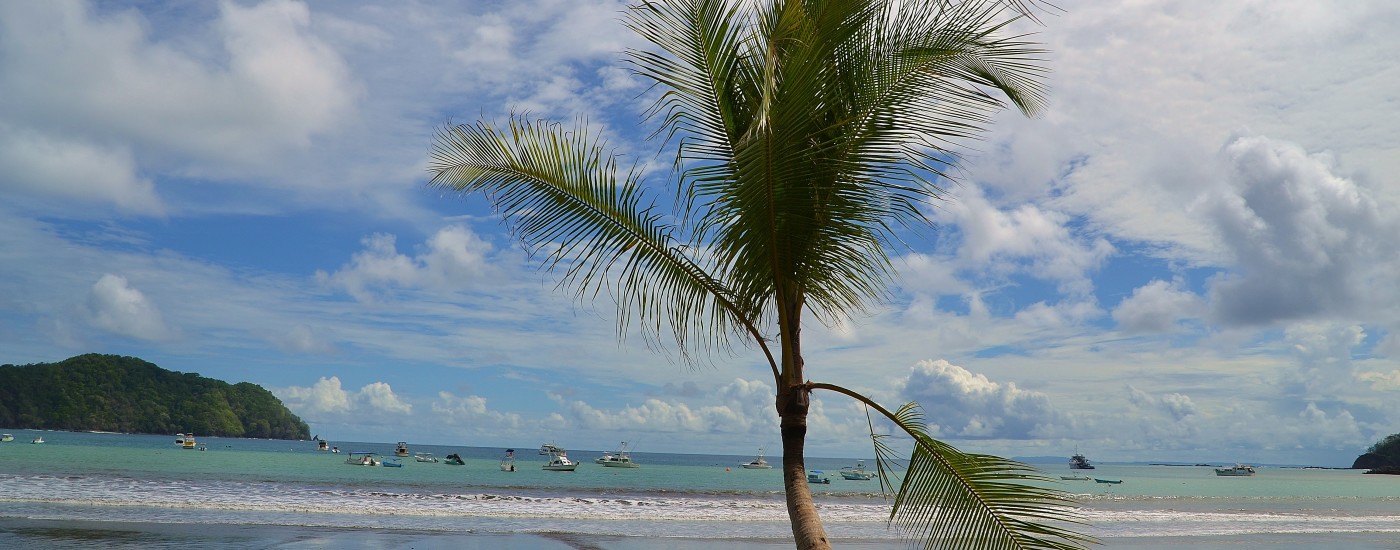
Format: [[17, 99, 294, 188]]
[[429, 0, 1091, 548]]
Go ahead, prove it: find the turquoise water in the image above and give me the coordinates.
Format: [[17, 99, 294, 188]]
[[3, 430, 1400, 545]]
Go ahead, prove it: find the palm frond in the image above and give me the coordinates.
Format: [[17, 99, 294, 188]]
[[427, 116, 774, 373], [873, 402, 1096, 550]]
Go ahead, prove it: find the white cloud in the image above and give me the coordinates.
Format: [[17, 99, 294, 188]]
[[0, 125, 162, 214], [86, 273, 171, 341], [898, 359, 1065, 439], [432, 392, 525, 431], [1112, 279, 1205, 333], [316, 225, 499, 301], [278, 376, 412, 417], [1204, 136, 1397, 326]]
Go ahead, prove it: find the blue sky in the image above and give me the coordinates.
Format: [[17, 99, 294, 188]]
[[2, 0, 1399, 466]]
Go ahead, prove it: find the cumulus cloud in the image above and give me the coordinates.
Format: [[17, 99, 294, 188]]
[[1126, 385, 1197, 422], [1205, 136, 1397, 326], [278, 376, 411, 417], [935, 185, 1114, 295], [316, 225, 499, 301], [86, 273, 171, 341], [549, 378, 779, 435], [897, 359, 1064, 439], [432, 392, 525, 431], [1112, 279, 1205, 333], [0, 125, 162, 214]]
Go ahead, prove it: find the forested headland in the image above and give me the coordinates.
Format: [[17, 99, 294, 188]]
[[0, 353, 310, 440]]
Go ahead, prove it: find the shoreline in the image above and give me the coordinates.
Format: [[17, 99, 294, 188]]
[[4, 517, 1398, 549]]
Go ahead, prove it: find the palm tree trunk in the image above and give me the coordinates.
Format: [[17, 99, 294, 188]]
[[779, 384, 831, 550]]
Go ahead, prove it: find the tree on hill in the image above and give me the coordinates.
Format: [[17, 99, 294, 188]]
[[428, 0, 1088, 548], [1354, 433, 1400, 469], [0, 353, 310, 440]]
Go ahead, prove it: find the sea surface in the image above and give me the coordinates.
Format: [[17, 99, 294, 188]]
[[2, 430, 1399, 548]]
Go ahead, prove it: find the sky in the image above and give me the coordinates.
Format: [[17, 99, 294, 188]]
[[2, 0, 1398, 467]]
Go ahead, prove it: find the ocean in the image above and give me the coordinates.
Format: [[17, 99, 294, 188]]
[[2, 430, 1398, 548]]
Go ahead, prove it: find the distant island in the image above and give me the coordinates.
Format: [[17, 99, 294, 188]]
[[0, 353, 310, 440], [1353, 433, 1400, 474]]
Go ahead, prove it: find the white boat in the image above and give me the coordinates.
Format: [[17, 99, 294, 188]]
[[174, 433, 185, 445], [594, 452, 615, 464], [839, 461, 876, 480], [31, 436, 45, 444], [182, 433, 196, 450], [345, 452, 381, 466], [598, 441, 640, 468], [539, 442, 564, 455], [414, 452, 439, 463], [318, 440, 329, 452], [741, 447, 773, 469], [542, 450, 578, 471], [394, 441, 409, 457], [1214, 464, 1256, 476], [1, 434, 13, 442], [807, 470, 830, 484], [1060, 475, 1091, 481], [500, 449, 517, 472]]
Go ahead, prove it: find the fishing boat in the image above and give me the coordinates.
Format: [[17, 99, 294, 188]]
[[174, 433, 185, 445], [741, 447, 773, 469], [1214, 464, 1256, 477], [182, 433, 196, 450], [345, 452, 381, 466], [414, 452, 439, 463], [31, 436, 45, 444], [539, 442, 564, 455], [542, 450, 578, 471], [1060, 475, 1092, 481], [394, 441, 409, 457], [1, 434, 13, 442], [839, 461, 876, 480], [382, 458, 403, 468], [1069, 450, 1095, 470], [598, 442, 640, 468], [318, 440, 329, 452], [500, 449, 516, 472], [807, 470, 831, 484], [443, 453, 465, 466], [1093, 478, 1123, 484]]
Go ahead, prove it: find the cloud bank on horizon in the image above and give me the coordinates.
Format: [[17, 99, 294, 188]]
[[1, 0, 1397, 466]]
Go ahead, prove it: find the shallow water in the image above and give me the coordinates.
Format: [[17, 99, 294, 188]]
[[3, 430, 1399, 546]]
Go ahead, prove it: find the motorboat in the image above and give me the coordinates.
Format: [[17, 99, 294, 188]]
[[394, 441, 410, 457], [598, 441, 640, 468], [1094, 478, 1123, 484], [318, 440, 329, 452], [31, 436, 45, 444], [1, 434, 13, 442], [539, 442, 564, 455], [839, 461, 876, 480], [542, 450, 578, 471], [594, 452, 615, 464], [443, 453, 465, 466], [741, 447, 773, 469], [807, 470, 831, 484], [1069, 450, 1094, 470], [414, 452, 439, 463], [1214, 464, 1256, 477], [1060, 475, 1091, 481], [500, 449, 517, 472], [345, 452, 381, 466], [182, 434, 196, 450], [174, 433, 185, 445], [382, 458, 403, 468]]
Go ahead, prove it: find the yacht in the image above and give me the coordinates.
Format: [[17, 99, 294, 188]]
[[741, 447, 773, 469], [394, 441, 409, 457], [539, 442, 564, 455], [542, 450, 578, 471], [1068, 451, 1094, 470], [597, 442, 640, 468], [1214, 464, 1256, 477]]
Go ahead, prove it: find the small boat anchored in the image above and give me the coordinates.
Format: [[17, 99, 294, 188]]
[[345, 452, 381, 466], [443, 453, 465, 466], [1214, 464, 1256, 477], [31, 436, 45, 444], [1093, 478, 1123, 484], [414, 452, 439, 463], [840, 461, 876, 480], [1069, 449, 1095, 470], [1, 434, 14, 442], [539, 442, 564, 455], [500, 449, 517, 472], [741, 447, 773, 469], [598, 442, 640, 468], [394, 441, 410, 457], [182, 433, 196, 450], [807, 470, 831, 484], [542, 450, 579, 471]]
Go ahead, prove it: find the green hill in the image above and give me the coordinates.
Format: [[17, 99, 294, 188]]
[[0, 353, 310, 440]]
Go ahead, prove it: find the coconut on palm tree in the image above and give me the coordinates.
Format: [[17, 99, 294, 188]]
[[429, 0, 1091, 548]]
